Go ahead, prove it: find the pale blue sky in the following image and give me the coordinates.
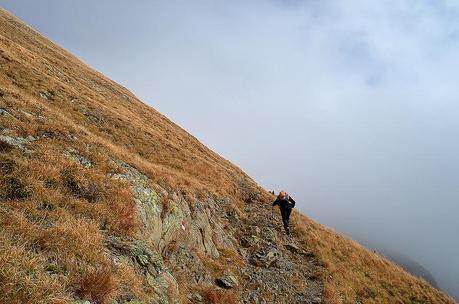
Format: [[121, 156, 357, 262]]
[[1, 0, 458, 299]]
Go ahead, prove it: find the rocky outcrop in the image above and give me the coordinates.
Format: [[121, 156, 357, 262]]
[[108, 160, 230, 258], [0, 134, 37, 152], [104, 159, 324, 303], [64, 148, 92, 168], [105, 236, 179, 304], [109, 160, 163, 247], [216, 271, 239, 289], [104, 160, 243, 300]]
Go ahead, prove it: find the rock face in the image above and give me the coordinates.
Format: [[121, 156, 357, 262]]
[[105, 236, 180, 304], [216, 271, 238, 289], [49, 149, 321, 303], [103, 159, 323, 303]]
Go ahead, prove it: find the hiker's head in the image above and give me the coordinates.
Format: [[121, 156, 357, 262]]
[[278, 191, 287, 200]]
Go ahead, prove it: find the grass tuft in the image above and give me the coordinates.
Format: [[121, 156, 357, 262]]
[[201, 286, 239, 304], [73, 265, 116, 304]]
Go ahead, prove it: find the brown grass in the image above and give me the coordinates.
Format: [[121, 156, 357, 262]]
[[160, 193, 170, 219], [198, 253, 228, 277], [200, 286, 239, 304], [0, 155, 32, 200], [73, 265, 116, 304], [0, 233, 71, 304], [0, 140, 14, 152], [112, 263, 145, 302], [0, 7, 256, 302], [291, 211, 455, 304]]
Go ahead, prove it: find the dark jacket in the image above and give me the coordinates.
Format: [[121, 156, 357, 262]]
[[272, 196, 296, 210]]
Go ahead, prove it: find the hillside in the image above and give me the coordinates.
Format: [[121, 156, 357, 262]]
[[0, 8, 455, 304]]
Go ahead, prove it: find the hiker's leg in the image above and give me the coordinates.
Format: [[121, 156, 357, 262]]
[[280, 208, 289, 233], [285, 208, 292, 225], [285, 209, 292, 235]]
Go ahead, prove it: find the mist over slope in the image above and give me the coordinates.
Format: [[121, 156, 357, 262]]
[[0, 8, 455, 304], [383, 251, 438, 288]]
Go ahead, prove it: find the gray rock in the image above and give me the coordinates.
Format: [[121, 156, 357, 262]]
[[20, 110, 34, 118], [136, 254, 149, 267], [251, 247, 281, 268], [152, 272, 180, 304], [0, 108, 13, 117], [185, 200, 220, 257], [225, 210, 240, 223], [105, 236, 164, 276], [265, 250, 279, 264], [312, 296, 322, 303], [216, 271, 239, 289], [109, 160, 162, 245], [39, 90, 53, 100], [284, 243, 300, 254], [118, 300, 142, 304], [0, 135, 37, 152], [188, 292, 203, 302], [64, 148, 92, 168], [240, 235, 263, 248], [261, 227, 277, 242]]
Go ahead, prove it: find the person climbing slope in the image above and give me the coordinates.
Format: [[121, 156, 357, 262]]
[[272, 191, 296, 235]]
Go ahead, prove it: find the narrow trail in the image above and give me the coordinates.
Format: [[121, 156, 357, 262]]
[[235, 201, 324, 304]]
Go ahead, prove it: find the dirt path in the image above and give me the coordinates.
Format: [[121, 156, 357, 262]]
[[235, 201, 324, 304]]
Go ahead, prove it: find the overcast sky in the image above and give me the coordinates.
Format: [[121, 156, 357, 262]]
[[1, 0, 458, 299]]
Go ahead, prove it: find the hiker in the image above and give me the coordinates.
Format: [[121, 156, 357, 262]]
[[272, 191, 296, 235]]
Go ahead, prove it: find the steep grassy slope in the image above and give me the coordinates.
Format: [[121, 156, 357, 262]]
[[291, 213, 455, 303], [0, 8, 455, 304]]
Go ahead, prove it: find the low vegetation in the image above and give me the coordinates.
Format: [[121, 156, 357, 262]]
[[291, 212, 455, 303]]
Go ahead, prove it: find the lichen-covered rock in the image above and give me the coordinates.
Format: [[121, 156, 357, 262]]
[[187, 200, 220, 257], [0, 108, 13, 117], [64, 148, 92, 168], [73, 300, 92, 304], [108, 160, 227, 258], [250, 246, 281, 268], [158, 195, 187, 253], [106, 236, 164, 275], [151, 272, 180, 304], [105, 236, 180, 304], [105, 159, 324, 303], [284, 243, 300, 254], [0, 134, 37, 152], [109, 160, 163, 245], [165, 246, 213, 285], [187, 293, 203, 303], [216, 271, 238, 289], [39, 90, 54, 100], [240, 235, 264, 248]]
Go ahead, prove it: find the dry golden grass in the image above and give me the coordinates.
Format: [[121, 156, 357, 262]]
[[0, 7, 257, 303], [72, 265, 116, 304], [0, 233, 71, 304], [291, 212, 455, 304], [175, 273, 191, 304], [200, 286, 240, 304]]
